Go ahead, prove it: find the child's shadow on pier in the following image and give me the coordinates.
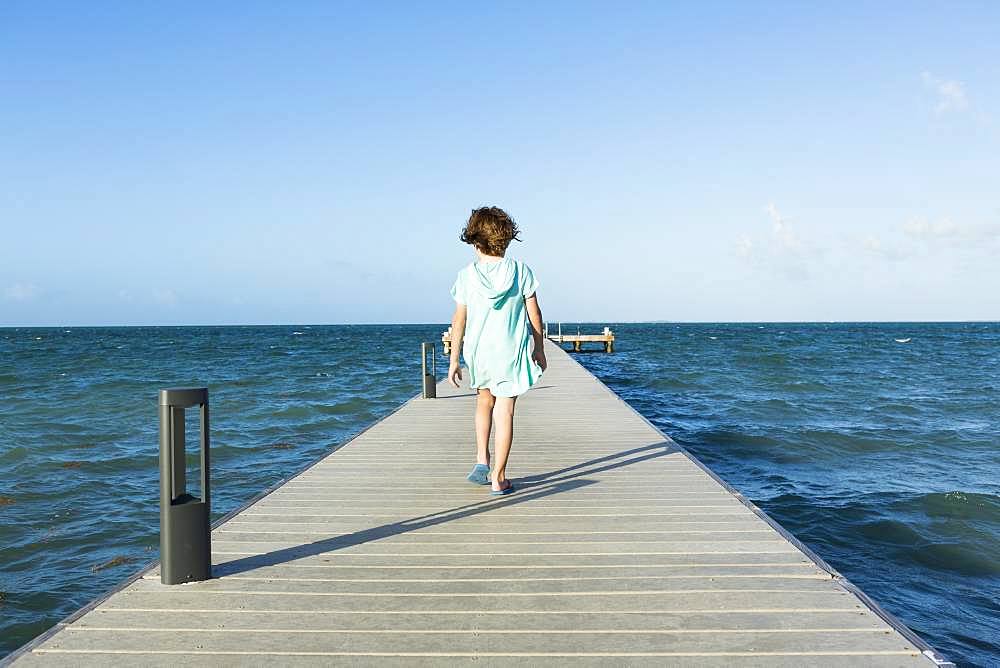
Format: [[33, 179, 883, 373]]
[[517, 440, 675, 487], [214, 478, 596, 576], [214, 439, 677, 577]]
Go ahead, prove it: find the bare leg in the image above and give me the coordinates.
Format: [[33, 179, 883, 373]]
[[491, 395, 517, 491], [475, 389, 495, 466]]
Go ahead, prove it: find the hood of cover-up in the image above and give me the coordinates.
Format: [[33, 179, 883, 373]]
[[470, 258, 517, 309]]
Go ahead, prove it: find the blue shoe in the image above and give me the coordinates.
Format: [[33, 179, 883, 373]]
[[490, 481, 515, 496], [466, 464, 490, 485]]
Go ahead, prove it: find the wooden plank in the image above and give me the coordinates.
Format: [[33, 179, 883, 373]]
[[219, 519, 770, 531], [145, 563, 829, 581], [32, 628, 921, 655], [203, 541, 803, 555], [9, 339, 941, 666], [197, 552, 816, 569], [81, 590, 861, 612], [74, 608, 888, 632], [121, 575, 842, 595], [11, 653, 930, 668]]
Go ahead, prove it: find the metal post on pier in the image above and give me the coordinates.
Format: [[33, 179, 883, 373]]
[[421, 342, 437, 398], [159, 388, 212, 585]]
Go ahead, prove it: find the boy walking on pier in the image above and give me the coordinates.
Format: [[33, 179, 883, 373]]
[[448, 207, 547, 495]]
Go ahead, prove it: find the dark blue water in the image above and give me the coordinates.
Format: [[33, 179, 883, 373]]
[[0, 325, 442, 657], [573, 322, 1000, 667], [1, 323, 997, 665]]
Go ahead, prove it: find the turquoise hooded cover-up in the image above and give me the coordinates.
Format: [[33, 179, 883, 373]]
[[451, 257, 543, 397]]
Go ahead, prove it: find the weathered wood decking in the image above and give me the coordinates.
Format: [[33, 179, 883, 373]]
[[9, 340, 945, 666]]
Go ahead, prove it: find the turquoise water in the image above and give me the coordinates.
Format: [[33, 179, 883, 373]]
[[1, 323, 998, 665]]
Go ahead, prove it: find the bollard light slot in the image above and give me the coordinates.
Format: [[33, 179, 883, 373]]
[[183, 406, 203, 500]]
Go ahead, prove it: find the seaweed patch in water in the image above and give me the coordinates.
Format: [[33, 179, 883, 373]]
[[0, 496, 14, 506], [61, 461, 83, 469], [92, 556, 132, 572]]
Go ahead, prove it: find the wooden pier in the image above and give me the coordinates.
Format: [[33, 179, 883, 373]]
[[6, 340, 947, 666], [442, 324, 615, 354], [547, 326, 615, 353]]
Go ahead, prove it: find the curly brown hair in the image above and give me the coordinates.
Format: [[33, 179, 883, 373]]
[[460, 206, 521, 256]]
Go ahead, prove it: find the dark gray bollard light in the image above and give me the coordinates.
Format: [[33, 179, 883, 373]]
[[159, 388, 212, 585], [421, 342, 436, 398]]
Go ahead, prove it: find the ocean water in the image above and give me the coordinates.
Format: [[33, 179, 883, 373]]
[[573, 322, 1000, 666], [0, 325, 442, 658], [1, 323, 998, 665]]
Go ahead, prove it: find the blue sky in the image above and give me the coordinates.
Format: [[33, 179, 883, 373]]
[[2, 2, 998, 325]]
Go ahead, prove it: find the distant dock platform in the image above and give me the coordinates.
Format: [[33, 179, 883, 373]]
[[5, 340, 949, 666], [443, 324, 615, 354]]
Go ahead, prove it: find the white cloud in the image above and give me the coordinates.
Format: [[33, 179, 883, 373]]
[[859, 217, 999, 264], [152, 288, 178, 306], [734, 204, 818, 280], [4, 283, 40, 302], [861, 234, 910, 261], [739, 203, 997, 281], [903, 217, 1000, 245], [921, 71, 969, 114], [766, 202, 802, 251], [735, 235, 753, 258], [903, 217, 956, 239]]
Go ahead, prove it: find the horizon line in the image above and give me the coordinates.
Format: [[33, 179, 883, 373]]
[[2, 319, 999, 329]]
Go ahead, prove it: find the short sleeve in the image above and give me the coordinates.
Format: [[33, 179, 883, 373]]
[[520, 262, 539, 299], [450, 269, 466, 305]]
